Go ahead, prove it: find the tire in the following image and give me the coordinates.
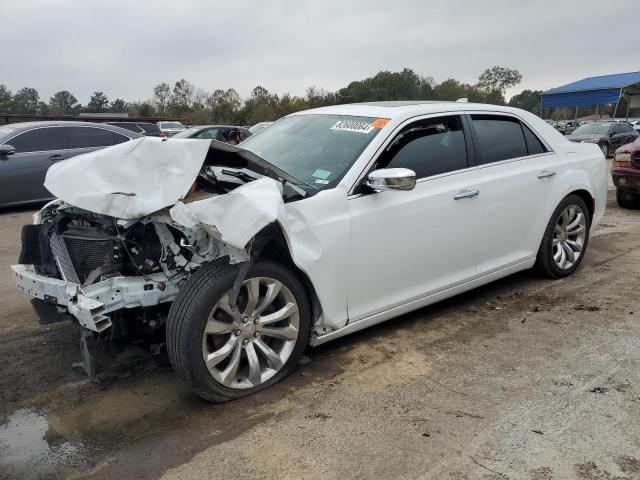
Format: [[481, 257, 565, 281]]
[[616, 188, 640, 209], [534, 194, 591, 279], [600, 143, 609, 158], [167, 257, 311, 402]]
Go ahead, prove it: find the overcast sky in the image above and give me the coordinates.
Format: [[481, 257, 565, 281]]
[[0, 0, 636, 104]]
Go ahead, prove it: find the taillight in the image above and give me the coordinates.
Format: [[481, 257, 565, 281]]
[[159, 132, 166, 138]]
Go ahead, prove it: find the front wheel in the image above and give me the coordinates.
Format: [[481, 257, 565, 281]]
[[534, 194, 591, 279], [167, 258, 311, 402]]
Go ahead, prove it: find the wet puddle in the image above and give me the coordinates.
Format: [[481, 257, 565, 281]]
[[0, 408, 91, 479]]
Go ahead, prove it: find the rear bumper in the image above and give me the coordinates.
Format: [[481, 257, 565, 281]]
[[10, 264, 179, 332], [611, 166, 640, 193]]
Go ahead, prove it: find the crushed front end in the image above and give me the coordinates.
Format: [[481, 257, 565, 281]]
[[11, 200, 233, 338]]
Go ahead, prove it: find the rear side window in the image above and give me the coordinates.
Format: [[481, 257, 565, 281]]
[[379, 115, 468, 178], [471, 115, 528, 164], [10, 127, 64, 153], [67, 127, 129, 149], [522, 124, 547, 155]]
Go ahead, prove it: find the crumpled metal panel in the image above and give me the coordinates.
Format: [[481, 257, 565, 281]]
[[44, 137, 211, 219]]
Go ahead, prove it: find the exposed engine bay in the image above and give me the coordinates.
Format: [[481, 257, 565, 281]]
[[16, 167, 253, 342]]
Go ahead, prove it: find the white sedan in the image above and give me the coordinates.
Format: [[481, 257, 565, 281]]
[[11, 101, 607, 401]]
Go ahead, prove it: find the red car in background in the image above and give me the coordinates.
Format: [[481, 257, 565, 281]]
[[612, 138, 640, 208]]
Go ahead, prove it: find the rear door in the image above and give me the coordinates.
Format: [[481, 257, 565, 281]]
[[0, 126, 65, 205], [469, 113, 562, 274], [64, 126, 130, 158]]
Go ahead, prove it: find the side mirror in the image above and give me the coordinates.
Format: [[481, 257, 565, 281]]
[[0, 144, 15, 156], [366, 168, 416, 192]]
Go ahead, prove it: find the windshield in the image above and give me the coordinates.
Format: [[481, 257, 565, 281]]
[[573, 123, 610, 135], [240, 115, 384, 190], [160, 122, 185, 129], [172, 127, 201, 138]]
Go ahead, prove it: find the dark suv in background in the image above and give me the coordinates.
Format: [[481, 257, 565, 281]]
[[566, 121, 638, 157], [0, 121, 142, 207], [108, 122, 164, 137]]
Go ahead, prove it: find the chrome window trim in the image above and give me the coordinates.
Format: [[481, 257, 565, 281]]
[[3, 125, 66, 154], [2, 125, 133, 154], [466, 110, 554, 156], [347, 109, 556, 196]]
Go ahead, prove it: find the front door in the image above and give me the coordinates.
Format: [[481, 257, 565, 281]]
[[0, 126, 66, 205], [347, 114, 484, 321]]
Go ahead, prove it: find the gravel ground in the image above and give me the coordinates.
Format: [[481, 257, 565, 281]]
[[1, 191, 640, 480]]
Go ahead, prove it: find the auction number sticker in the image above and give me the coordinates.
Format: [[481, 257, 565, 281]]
[[330, 120, 374, 134]]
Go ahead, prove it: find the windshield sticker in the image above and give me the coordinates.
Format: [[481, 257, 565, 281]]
[[312, 169, 331, 180], [371, 118, 390, 129], [330, 120, 374, 134], [314, 179, 330, 185]]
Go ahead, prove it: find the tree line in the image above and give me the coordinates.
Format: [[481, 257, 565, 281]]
[[1, 66, 546, 124]]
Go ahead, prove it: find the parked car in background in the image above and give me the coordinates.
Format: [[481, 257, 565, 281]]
[[632, 120, 640, 133], [249, 121, 274, 134], [172, 125, 252, 144], [10, 102, 606, 402], [564, 121, 578, 134], [157, 121, 186, 137], [565, 121, 637, 157], [0, 121, 142, 207], [611, 138, 640, 208], [108, 122, 164, 137]]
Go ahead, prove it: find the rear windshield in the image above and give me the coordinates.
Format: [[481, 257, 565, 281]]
[[172, 127, 201, 138], [160, 122, 185, 129], [240, 114, 384, 189]]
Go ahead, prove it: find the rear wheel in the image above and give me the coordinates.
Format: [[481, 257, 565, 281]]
[[534, 194, 591, 279], [167, 258, 311, 402], [616, 188, 640, 209]]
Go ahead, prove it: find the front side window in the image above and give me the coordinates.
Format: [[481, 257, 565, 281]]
[[377, 115, 468, 178], [240, 114, 384, 189], [471, 115, 528, 164], [67, 127, 129, 149], [9, 127, 64, 153]]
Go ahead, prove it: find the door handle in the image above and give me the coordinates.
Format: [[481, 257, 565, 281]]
[[537, 169, 556, 179], [453, 189, 479, 200], [48, 154, 63, 161]]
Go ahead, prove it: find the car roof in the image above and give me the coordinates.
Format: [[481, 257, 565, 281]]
[[288, 101, 532, 121], [0, 121, 144, 137]]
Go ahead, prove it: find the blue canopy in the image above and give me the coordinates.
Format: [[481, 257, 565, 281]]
[[541, 71, 640, 109]]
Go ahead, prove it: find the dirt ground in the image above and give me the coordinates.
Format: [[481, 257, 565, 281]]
[[1, 191, 640, 480]]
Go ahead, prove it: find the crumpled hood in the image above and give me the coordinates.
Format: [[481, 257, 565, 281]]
[[44, 137, 212, 219]]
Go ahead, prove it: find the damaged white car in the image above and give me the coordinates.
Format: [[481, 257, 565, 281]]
[[11, 102, 607, 402]]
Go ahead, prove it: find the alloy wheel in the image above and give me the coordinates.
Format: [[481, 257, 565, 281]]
[[201, 277, 300, 389], [552, 204, 587, 270]]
